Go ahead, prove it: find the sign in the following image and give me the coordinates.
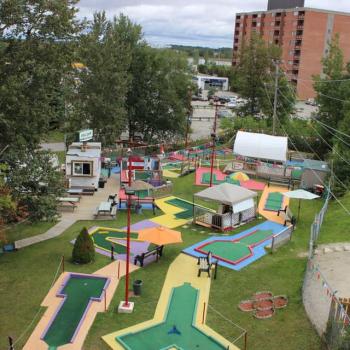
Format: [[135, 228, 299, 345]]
[[79, 129, 93, 142]]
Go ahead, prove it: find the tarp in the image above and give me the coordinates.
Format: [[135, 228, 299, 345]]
[[195, 183, 257, 206], [232, 198, 255, 214], [233, 131, 288, 162]]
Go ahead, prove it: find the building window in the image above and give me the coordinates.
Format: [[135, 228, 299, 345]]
[[288, 60, 293, 65], [72, 161, 93, 176], [294, 11, 298, 16]]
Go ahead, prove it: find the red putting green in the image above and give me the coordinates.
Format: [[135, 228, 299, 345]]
[[195, 229, 273, 265]]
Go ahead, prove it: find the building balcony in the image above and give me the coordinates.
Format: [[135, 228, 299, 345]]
[[297, 25, 304, 30], [296, 35, 303, 40]]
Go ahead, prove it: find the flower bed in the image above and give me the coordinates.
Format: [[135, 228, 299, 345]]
[[273, 295, 288, 309], [238, 300, 255, 312]]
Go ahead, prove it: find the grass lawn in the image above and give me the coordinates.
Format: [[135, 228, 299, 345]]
[[1, 220, 57, 245], [1, 172, 341, 350], [43, 130, 65, 143]]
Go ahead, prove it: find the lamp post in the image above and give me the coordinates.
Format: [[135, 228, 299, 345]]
[[118, 148, 135, 313], [209, 102, 219, 187]]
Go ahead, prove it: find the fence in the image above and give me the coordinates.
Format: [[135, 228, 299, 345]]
[[302, 185, 350, 349], [308, 189, 331, 258], [271, 225, 294, 253], [151, 183, 173, 199], [303, 259, 350, 349]]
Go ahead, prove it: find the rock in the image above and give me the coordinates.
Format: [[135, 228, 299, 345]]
[[323, 247, 333, 254]]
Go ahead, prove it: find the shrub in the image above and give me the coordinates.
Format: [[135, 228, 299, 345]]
[[72, 227, 95, 264]]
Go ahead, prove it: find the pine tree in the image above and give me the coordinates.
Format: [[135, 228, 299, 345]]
[[72, 227, 95, 264]]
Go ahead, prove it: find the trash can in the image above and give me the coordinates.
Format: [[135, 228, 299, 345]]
[[98, 178, 106, 188], [133, 280, 143, 296], [135, 204, 142, 215]]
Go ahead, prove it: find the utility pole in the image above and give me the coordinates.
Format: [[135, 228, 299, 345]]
[[273, 60, 279, 136], [209, 103, 219, 187]]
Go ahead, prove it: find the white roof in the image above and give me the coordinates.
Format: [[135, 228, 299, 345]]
[[283, 189, 320, 200], [67, 142, 101, 158], [195, 183, 257, 206], [233, 131, 288, 162]]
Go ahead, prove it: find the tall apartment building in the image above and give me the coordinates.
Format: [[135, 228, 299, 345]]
[[232, 2, 350, 99]]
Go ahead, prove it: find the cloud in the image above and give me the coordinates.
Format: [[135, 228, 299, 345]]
[[77, 0, 350, 47]]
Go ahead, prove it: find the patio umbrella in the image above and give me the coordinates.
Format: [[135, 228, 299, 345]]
[[231, 172, 250, 182], [129, 180, 154, 203], [138, 226, 182, 246], [283, 189, 320, 221]]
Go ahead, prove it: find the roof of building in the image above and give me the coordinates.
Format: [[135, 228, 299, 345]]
[[195, 183, 257, 206], [303, 159, 329, 172], [233, 131, 288, 162], [67, 142, 101, 158], [236, 7, 350, 17]]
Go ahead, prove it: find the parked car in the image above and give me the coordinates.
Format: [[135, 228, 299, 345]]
[[218, 109, 232, 118], [227, 101, 237, 109], [306, 98, 317, 106]]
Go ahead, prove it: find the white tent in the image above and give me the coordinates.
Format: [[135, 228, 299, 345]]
[[233, 131, 288, 163], [195, 183, 257, 206]]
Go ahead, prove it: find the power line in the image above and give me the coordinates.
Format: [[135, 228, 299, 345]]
[[313, 119, 350, 140], [276, 88, 349, 191], [315, 121, 350, 148], [262, 76, 350, 211]]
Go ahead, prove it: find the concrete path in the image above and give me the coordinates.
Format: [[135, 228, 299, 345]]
[[15, 174, 121, 249]]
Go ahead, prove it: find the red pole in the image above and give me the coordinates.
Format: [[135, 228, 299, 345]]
[[117, 261, 120, 279], [104, 289, 107, 311], [209, 103, 218, 187], [202, 302, 206, 324], [124, 152, 132, 307]]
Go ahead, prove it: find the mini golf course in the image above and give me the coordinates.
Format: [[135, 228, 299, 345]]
[[195, 229, 273, 265], [264, 192, 284, 212], [165, 198, 194, 219], [116, 283, 226, 350], [88, 227, 157, 260], [42, 273, 109, 349], [183, 221, 287, 271]]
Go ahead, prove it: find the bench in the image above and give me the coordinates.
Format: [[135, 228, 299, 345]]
[[278, 206, 296, 227], [58, 202, 77, 211], [134, 245, 164, 267], [267, 176, 292, 189], [197, 251, 218, 278], [93, 205, 117, 219]]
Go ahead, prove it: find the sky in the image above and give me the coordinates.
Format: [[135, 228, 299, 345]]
[[77, 1, 350, 48]]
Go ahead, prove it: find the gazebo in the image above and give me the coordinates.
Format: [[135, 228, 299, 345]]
[[193, 183, 258, 231]]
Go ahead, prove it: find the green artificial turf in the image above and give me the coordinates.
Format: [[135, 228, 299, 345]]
[[200, 241, 251, 262], [91, 230, 139, 254], [44, 276, 107, 348], [198, 230, 273, 263], [118, 283, 226, 350]]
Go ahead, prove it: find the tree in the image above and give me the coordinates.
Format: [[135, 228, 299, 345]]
[[314, 35, 350, 151], [235, 33, 295, 123], [0, 0, 81, 150], [69, 13, 141, 145], [72, 227, 95, 264], [3, 149, 64, 221], [127, 46, 191, 142]]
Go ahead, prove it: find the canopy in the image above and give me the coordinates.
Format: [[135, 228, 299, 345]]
[[129, 180, 154, 191], [138, 227, 182, 245], [283, 189, 319, 200], [195, 183, 257, 206], [233, 131, 288, 162]]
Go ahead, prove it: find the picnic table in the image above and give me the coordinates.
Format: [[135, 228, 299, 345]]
[[58, 197, 80, 211], [94, 201, 117, 219]]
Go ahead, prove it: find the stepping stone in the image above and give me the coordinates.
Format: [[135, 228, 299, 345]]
[[323, 247, 333, 254], [192, 228, 197, 232], [334, 246, 344, 252], [200, 231, 206, 234], [314, 249, 321, 255], [182, 225, 189, 228], [344, 246, 350, 251]]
